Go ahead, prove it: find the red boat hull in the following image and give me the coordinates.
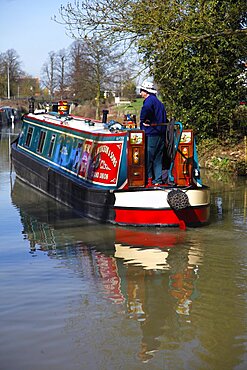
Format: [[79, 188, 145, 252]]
[[115, 205, 210, 227]]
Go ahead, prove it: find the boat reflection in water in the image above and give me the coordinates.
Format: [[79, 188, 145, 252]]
[[11, 178, 202, 363]]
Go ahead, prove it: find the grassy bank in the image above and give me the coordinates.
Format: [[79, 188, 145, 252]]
[[198, 138, 247, 176]]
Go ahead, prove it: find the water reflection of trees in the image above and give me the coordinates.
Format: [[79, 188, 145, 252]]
[[0, 125, 21, 173], [17, 204, 201, 363], [202, 169, 247, 227]]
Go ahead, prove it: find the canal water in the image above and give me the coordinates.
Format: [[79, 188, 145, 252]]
[[0, 127, 247, 370]]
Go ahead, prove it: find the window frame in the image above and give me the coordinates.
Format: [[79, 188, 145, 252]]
[[47, 134, 56, 158], [25, 127, 34, 147], [37, 130, 46, 154]]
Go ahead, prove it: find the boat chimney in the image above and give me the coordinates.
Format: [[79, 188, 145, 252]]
[[28, 97, 35, 114], [102, 110, 109, 124], [58, 100, 69, 115]]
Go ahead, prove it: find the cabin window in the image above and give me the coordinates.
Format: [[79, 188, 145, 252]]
[[25, 127, 34, 147], [48, 134, 56, 157], [37, 130, 46, 153], [73, 142, 83, 170]]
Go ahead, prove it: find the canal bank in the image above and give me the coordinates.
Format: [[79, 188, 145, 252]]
[[198, 138, 247, 176]]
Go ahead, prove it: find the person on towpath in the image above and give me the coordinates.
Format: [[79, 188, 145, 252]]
[[140, 81, 167, 186]]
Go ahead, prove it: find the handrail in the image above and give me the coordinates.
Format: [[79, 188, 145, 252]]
[[167, 121, 183, 184]]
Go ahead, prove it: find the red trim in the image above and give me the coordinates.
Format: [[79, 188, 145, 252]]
[[114, 206, 210, 226]]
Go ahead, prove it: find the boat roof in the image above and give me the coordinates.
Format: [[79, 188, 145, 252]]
[[26, 112, 127, 136], [0, 106, 16, 110]]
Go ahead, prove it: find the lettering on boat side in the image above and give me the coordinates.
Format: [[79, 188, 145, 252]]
[[94, 172, 109, 180], [77, 141, 123, 185], [96, 144, 118, 167]]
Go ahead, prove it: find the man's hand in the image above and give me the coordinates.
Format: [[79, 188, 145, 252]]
[[143, 120, 150, 126]]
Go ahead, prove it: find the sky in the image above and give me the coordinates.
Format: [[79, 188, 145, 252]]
[[0, 0, 74, 78]]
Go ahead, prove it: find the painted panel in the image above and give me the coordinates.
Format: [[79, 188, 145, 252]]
[[17, 117, 127, 189], [78, 140, 123, 186]]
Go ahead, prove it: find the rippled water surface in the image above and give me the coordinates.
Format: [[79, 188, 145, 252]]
[[0, 128, 247, 370]]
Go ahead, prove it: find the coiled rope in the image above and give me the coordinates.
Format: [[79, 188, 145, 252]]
[[167, 189, 190, 210]]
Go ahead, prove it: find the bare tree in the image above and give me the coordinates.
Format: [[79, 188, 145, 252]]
[[41, 51, 57, 99], [0, 49, 23, 98], [68, 37, 120, 119], [55, 0, 138, 48], [84, 36, 116, 119], [56, 49, 69, 99], [69, 41, 94, 102]]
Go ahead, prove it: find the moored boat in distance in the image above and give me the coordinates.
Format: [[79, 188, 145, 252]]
[[0, 106, 20, 126], [11, 100, 210, 229]]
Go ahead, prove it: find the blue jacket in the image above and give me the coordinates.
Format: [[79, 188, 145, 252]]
[[140, 94, 167, 136]]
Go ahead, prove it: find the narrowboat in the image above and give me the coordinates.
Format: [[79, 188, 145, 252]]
[[0, 106, 18, 126], [0, 106, 21, 127], [11, 100, 210, 229]]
